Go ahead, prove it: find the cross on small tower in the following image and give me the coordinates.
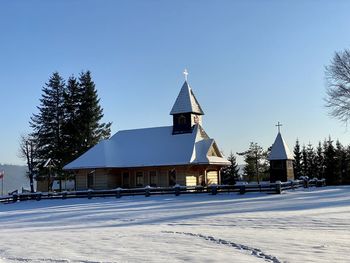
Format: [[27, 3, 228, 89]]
[[276, 121, 282, 133], [183, 68, 189, 82]]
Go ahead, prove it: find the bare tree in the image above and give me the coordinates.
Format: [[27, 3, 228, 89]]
[[325, 49, 350, 124], [19, 134, 37, 193]]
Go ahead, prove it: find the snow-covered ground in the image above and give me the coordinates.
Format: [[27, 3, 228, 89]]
[[0, 186, 350, 263]]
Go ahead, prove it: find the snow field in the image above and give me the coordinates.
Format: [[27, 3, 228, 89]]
[[0, 186, 349, 262]]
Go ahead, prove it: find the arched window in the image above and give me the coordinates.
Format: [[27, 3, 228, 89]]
[[178, 115, 186, 125]]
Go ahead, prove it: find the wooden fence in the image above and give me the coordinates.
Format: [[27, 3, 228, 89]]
[[0, 179, 326, 204]]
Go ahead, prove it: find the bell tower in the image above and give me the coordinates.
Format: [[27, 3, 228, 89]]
[[268, 122, 295, 182], [170, 70, 204, 134]]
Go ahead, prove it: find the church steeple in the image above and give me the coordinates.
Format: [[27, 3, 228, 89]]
[[170, 73, 204, 134], [268, 122, 295, 182]]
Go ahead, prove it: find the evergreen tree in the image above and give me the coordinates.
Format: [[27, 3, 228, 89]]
[[62, 75, 82, 164], [301, 145, 308, 177], [221, 152, 240, 185], [30, 72, 66, 171], [77, 71, 111, 155], [343, 146, 350, 184], [315, 142, 324, 179], [293, 139, 302, 179], [238, 142, 268, 183], [335, 140, 346, 184], [306, 143, 316, 178], [323, 137, 336, 185]]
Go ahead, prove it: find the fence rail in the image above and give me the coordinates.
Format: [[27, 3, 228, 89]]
[[0, 179, 326, 204]]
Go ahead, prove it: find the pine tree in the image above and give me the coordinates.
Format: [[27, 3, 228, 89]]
[[306, 143, 316, 178], [62, 75, 82, 164], [238, 142, 268, 183], [30, 72, 66, 171], [221, 152, 240, 185], [293, 139, 302, 179], [77, 71, 111, 155], [301, 145, 308, 177], [323, 137, 336, 185], [335, 140, 346, 184], [343, 146, 350, 184], [315, 142, 324, 179]]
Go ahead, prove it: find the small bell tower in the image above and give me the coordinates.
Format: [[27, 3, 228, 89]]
[[170, 70, 204, 134], [269, 122, 295, 182]]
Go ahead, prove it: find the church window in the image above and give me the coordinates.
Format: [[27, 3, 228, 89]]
[[178, 115, 186, 125], [136, 171, 144, 187]]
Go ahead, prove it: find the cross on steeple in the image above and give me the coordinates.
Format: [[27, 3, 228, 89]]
[[183, 68, 189, 82], [276, 121, 282, 133]]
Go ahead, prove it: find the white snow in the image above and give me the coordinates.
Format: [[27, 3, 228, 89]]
[[1, 186, 350, 262]]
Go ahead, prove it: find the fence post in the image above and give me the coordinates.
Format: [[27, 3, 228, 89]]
[[174, 184, 181, 196], [145, 185, 151, 197], [275, 181, 282, 194], [239, 185, 245, 195], [116, 187, 122, 198], [13, 194, 18, 203], [36, 193, 42, 201], [88, 189, 93, 199], [211, 185, 218, 195]]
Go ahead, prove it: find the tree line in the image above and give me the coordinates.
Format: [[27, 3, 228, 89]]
[[293, 137, 350, 185], [222, 137, 350, 186], [19, 71, 111, 192]]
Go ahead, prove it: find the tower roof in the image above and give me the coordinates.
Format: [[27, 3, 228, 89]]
[[269, 132, 294, 160], [170, 81, 204, 115]]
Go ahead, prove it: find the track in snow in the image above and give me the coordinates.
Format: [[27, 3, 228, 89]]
[[162, 231, 282, 263]]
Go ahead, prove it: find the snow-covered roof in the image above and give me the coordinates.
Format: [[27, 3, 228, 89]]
[[268, 132, 294, 160], [170, 81, 204, 115], [63, 124, 229, 170]]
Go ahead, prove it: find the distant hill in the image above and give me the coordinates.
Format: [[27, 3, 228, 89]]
[[0, 164, 32, 195]]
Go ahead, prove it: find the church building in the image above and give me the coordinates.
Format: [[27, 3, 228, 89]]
[[63, 76, 230, 190], [268, 123, 294, 182]]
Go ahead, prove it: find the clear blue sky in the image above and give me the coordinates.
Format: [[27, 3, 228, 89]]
[[1, 0, 350, 165]]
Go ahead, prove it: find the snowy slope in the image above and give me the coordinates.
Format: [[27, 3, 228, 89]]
[[0, 186, 350, 262]]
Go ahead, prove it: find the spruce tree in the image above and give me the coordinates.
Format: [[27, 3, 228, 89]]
[[293, 139, 302, 179], [238, 142, 268, 183], [335, 140, 346, 184], [62, 75, 82, 164], [344, 146, 350, 184], [221, 152, 240, 185], [77, 71, 111, 155], [315, 142, 324, 179], [301, 145, 308, 177], [30, 72, 66, 171], [306, 143, 316, 178], [323, 137, 336, 185]]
